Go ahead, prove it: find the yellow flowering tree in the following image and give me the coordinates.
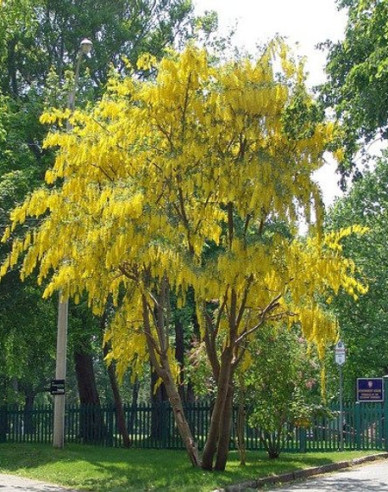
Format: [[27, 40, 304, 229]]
[[1, 42, 367, 470]]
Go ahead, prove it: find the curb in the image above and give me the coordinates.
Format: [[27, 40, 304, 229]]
[[216, 452, 388, 491]]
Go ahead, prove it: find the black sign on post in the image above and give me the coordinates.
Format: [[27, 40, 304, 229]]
[[50, 379, 66, 396], [357, 378, 384, 402]]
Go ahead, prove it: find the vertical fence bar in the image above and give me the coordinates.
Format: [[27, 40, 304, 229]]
[[140, 403, 144, 448], [384, 375, 388, 451], [107, 406, 114, 447], [67, 404, 72, 443], [365, 405, 370, 449], [299, 427, 306, 453], [46, 405, 51, 444], [355, 402, 361, 450], [344, 402, 349, 449], [140, 403, 145, 448], [378, 402, 383, 449], [0, 406, 7, 443], [130, 404, 136, 446], [160, 403, 166, 449], [112, 405, 118, 447], [40, 406, 44, 443]]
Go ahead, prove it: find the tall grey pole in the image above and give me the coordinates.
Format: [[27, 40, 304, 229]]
[[53, 299, 68, 448], [335, 339, 346, 452], [53, 39, 93, 449], [339, 364, 344, 451]]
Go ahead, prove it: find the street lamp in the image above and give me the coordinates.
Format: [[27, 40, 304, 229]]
[[52, 38, 93, 449], [68, 39, 93, 110]]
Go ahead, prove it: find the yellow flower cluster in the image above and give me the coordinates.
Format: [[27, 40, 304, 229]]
[[1, 42, 366, 378]]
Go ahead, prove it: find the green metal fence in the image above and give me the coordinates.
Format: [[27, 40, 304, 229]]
[[0, 400, 386, 452]]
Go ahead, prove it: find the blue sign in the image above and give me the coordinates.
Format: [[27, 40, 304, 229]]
[[357, 378, 384, 402]]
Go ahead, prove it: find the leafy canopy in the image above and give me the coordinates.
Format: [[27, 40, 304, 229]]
[[326, 153, 388, 395], [1, 42, 367, 379], [322, 0, 388, 181]]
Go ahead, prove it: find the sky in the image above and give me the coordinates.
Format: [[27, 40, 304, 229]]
[[193, 0, 349, 207]]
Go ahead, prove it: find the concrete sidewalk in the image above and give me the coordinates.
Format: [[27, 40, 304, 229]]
[[0, 473, 78, 492], [217, 452, 388, 491], [265, 458, 388, 491]]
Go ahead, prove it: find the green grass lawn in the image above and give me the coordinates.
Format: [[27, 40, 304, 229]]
[[0, 443, 382, 491]]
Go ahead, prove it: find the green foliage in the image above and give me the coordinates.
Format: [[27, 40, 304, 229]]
[[0, 271, 57, 404], [243, 325, 322, 458], [282, 87, 325, 141], [186, 339, 215, 399], [322, 0, 388, 183], [326, 153, 388, 397], [0, 0, 199, 94]]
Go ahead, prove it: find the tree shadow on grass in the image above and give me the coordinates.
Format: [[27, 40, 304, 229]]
[[0, 444, 369, 492]]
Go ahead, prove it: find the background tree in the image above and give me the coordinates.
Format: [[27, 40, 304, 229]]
[[326, 154, 388, 398], [0, 272, 56, 409], [0, 0, 197, 95], [0, 91, 56, 406], [321, 0, 388, 183]]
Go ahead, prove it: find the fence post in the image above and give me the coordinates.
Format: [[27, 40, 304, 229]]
[[161, 402, 168, 449], [0, 406, 7, 443], [299, 427, 306, 453], [383, 375, 388, 451], [107, 406, 114, 447], [355, 402, 361, 450]]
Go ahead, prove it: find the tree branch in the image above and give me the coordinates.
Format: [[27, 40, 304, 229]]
[[235, 293, 283, 344], [203, 303, 220, 380], [227, 202, 234, 249], [141, 293, 162, 370], [235, 274, 254, 330]]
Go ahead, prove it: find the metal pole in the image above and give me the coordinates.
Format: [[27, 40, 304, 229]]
[[53, 299, 68, 448], [339, 364, 344, 451], [53, 40, 92, 449]]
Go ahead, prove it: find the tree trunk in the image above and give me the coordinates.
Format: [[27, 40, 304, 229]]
[[186, 381, 196, 404], [103, 344, 131, 448], [174, 317, 186, 403], [214, 384, 234, 471], [6, 38, 18, 96], [202, 347, 233, 470], [160, 356, 201, 467], [150, 369, 168, 441], [101, 305, 131, 447], [261, 430, 282, 459], [128, 378, 140, 434], [75, 349, 100, 405], [23, 386, 36, 435], [74, 349, 106, 443], [142, 292, 200, 467], [234, 393, 246, 466], [0, 376, 7, 407]]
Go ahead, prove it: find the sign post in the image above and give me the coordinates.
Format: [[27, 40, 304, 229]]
[[50, 379, 66, 396], [335, 340, 346, 451]]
